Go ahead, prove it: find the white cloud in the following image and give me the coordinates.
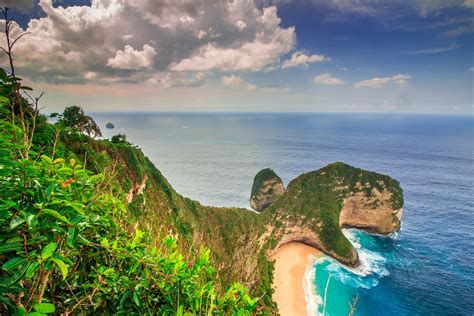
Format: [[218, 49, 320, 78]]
[[282, 51, 330, 69], [1, 0, 296, 86], [401, 43, 461, 55], [313, 73, 344, 85], [221, 75, 257, 90], [354, 74, 410, 88], [469, 66, 474, 72], [107, 44, 157, 69], [171, 7, 295, 72]]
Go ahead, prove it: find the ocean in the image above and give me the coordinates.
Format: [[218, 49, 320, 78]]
[[93, 112, 474, 315]]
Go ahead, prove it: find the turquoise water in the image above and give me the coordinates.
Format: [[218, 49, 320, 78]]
[[93, 112, 474, 315]]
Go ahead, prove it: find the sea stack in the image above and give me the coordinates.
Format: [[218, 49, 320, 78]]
[[250, 168, 286, 211], [106, 122, 115, 129]]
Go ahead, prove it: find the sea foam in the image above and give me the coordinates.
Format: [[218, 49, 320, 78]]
[[304, 258, 323, 316]]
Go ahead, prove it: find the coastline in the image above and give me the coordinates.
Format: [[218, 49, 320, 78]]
[[271, 242, 323, 316]]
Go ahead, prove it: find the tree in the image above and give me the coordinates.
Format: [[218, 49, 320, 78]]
[[111, 133, 127, 143], [57, 105, 102, 138]]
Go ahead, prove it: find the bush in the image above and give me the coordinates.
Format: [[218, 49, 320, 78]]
[[111, 133, 127, 144], [0, 121, 262, 315]]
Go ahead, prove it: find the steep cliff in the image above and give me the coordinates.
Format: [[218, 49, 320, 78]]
[[66, 138, 403, 312], [250, 168, 286, 211]]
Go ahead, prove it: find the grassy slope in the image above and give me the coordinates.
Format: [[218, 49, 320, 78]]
[[64, 136, 403, 312]]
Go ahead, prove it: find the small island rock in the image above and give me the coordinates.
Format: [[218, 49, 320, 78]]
[[250, 168, 286, 211], [106, 122, 115, 129]]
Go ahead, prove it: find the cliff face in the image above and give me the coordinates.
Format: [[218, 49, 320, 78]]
[[339, 188, 402, 234], [77, 140, 403, 312], [250, 169, 286, 211], [259, 162, 403, 267]]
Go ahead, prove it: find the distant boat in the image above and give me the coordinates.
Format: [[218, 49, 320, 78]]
[[106, 122, 115, 129]]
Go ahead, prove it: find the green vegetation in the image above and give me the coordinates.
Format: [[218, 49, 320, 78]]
[[52, 105, 102, 139], [250, 168, 281, 197], [0, 127, 261, 314], [267, 162, 403, 262], [111, 133, 127, 144]]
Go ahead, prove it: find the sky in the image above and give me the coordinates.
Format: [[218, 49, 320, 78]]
[[0, 0, 473, 114]]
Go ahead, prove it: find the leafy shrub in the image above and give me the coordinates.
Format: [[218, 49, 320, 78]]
[[0, 121, 262, 315], [111, 133, 127, 144]]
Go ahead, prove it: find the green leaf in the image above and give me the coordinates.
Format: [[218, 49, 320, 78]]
[[0, 95, 9, 105], [26, 262, 39, 278], [2, 257, 27, 274], [14, 306, 26, 316], [26, 312, 44, 316], [9, 263, 29, 286], [119, 291, 130, 308], [57, 167, 73, 175], [40, 155, 52, 165], [33, 303, 55, 313], [67, 228, 78, 247], [10, 216, 25, 229], [41, 209, 68, 223], [0, 243, 22, 254], [51, 258, 68, 280], [26, 213, 37, 228], [41, 242, 57, 260], [132, 291, 141, 307], [100, 237, 109, 247], [45, 184, 57, 199]]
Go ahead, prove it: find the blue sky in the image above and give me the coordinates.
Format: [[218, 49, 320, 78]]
[[1, 0, 473, 113]]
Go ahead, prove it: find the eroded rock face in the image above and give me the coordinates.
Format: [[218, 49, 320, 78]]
[[259, 162, 404, 268], [250, 168, 286, 211], [339, 185, 403, 235]]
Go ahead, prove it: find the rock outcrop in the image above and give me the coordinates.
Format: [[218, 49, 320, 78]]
[[339, 187, 402, 235], [249, 168, 286, 211], [258, 162, 404, 267]]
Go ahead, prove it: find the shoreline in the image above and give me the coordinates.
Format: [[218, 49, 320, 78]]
[[271, 242, 323, 316]]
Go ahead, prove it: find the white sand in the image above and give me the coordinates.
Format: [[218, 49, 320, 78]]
[[271, 242, 322, 316]]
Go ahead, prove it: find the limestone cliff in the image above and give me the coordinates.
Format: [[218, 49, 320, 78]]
[[257, 162, 404, 267], [250, 168, 286, 211], [339, 186, 402, 235]]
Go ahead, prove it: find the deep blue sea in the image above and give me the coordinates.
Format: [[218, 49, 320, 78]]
[[94, 112, 474, 315]]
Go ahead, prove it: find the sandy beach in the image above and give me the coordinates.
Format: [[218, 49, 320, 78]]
[[271, 242, 323, 316]]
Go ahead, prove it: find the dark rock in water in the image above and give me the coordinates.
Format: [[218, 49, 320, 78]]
[[250, 168, 286, 211], [106, 122, 115, 129]]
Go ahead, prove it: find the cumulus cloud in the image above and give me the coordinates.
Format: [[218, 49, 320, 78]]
[[282, 51, 330, 69], [171, 7, 295, 72], [313, 73, 344, 85], [221, 75, 257, 90], [107, 44, 157, 69], [354, 74, 410, 88], [1, 0, 296, 87]]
